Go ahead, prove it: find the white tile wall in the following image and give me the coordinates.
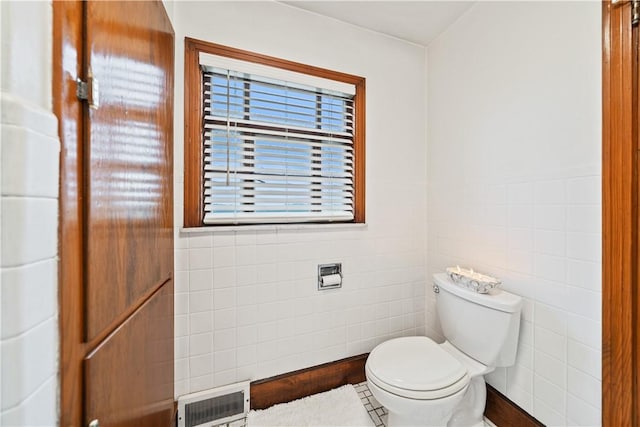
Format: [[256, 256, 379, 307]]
[[1, 1, 59, 424], [171, 1, 428, 398], [175, 227, 427, 397], [0, 97, 59, 423], [426, 2, 601, 426]]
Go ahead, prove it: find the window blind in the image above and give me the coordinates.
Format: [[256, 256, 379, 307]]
[[201, 65, 356, 225]]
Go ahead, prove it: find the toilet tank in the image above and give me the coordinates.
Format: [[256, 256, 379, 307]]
[[433, 273, 522, 367]]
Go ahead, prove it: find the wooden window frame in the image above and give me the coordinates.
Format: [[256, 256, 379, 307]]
[[184, 37, 366, 227]]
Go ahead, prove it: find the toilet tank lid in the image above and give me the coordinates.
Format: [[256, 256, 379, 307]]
[[433, 273, 522, 313]]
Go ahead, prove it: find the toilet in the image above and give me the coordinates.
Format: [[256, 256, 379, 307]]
[[365, 273, 522, 427]]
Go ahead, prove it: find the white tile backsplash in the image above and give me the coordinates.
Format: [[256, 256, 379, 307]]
[[175, 249, 189, 271], [189, 234, 212, 248], [534, 327, 566, 362], [534, 205, 566, 231], [535, 303, 567, 335], [507, 364, 533, 395], [568, 339, 601, 380], [213, 267, 237, 289], [214, 349, 236, 373], [214, 329, 237, 351], [534, 254, 566, 283], [189, 354, 213, 378], [175, 314, 189, 337], [1, 260, 56, 339], [1, 197, 58, 267], [214, 308, 236, 330], [567, 313, 601, 351], [535, 180, 566, 205], [507, 385, 533, 415], [565, 286, 601, 320], [534, 230, 566, 257], [175, 292, 189, 316], [568, 176, 601, 205], [213, 288, 236, 310], [507, 183, 534, 205], [535, 350, 567, 389], [189, 374, 213, 393], [568, 367, 601, 409], [1, 127, 59, 199], [0, 376, 57, 427], [534, 374, 566, 416], [212, 247, 236, 268], [567, 393, 601, 427], [534, 398, 566, 427], [189, 291, 213, 313], [189, 248, 213, 270], [508, 205, 534, 228], [214, 369, 237, 387], [1, 318, 57, 410], [567, 205, 600, 233], [189, 269, 213, 291], [567, 259, 601, 292], [189, 332, 213, 357]]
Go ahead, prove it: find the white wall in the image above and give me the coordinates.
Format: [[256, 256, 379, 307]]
[[426, 2, 601, 426], [171, 1, 427, 397], [0, 1, 59, 425]]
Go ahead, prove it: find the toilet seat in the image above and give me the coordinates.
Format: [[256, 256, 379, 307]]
[[366, 337, 470, 400]]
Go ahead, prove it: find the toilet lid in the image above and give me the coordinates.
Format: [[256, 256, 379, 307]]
[[366, 337, 469, 399]]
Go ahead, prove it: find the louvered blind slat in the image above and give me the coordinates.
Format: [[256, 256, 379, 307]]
[[201, 66, 356, 225]]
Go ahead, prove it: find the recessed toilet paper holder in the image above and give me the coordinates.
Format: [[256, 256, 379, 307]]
[[318, 263, 342, 290]]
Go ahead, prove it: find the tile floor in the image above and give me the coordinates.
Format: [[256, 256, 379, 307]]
[[355, 381, 388, 427], [217, 381, 494, 427]]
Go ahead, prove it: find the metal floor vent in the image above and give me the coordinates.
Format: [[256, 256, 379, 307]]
[[178, 381, 250, 427]]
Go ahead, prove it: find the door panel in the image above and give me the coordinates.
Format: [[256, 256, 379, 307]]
[[84, 281, 174, 426], [84, 0, 174, 340], [56, 1, 175, 425]]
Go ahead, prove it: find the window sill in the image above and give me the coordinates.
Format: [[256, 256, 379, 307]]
[[180, 222, 367, 234]]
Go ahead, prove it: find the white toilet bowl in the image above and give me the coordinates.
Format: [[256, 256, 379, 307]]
[[366, 273, 523, 427], [367, 375, 468, 427], [365, 337, 490, 427]]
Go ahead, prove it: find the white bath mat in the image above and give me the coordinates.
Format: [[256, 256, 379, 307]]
[[246, 384, 375, 427]]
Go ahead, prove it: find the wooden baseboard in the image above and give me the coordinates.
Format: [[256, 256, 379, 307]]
[[485, 384, 544, 427], [250, 354, 368, 410]]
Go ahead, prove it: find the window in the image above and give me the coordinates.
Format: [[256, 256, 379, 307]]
[[184, 38, 365, 227]]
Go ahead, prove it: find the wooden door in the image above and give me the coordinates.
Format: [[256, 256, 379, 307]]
[[602, 1, 639, 425], [636, 8, 640, 426], [55, 1, 175, 426]]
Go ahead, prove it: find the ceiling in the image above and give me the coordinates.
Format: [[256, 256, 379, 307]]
[[280, 1, 475, 46]]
